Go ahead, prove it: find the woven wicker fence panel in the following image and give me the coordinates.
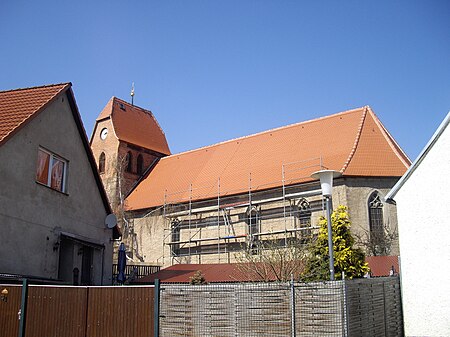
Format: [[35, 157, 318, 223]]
[[294, 281, 345, 337], [383, 277, 404, 337], [345, 277, 403, 337], [160, 283, 291, 337], [158, 278, 403, 337]]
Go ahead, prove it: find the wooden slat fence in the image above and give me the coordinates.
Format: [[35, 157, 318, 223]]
[[26, 286, 87, 337], [0, 285, 22, 337], [0, 284, 154, 337], [87, 286, 154, 337]]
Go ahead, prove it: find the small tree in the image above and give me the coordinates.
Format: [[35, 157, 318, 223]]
[[109, 153, 144, 262], [189, 270, 207, 285], [235, 236, 309, 282], [354, 223, 398, 256], [303, 205, 369, 281]]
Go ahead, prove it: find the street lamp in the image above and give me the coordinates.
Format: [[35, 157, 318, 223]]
[[311, 170, 340, 281]]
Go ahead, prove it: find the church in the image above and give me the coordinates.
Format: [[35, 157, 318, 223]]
[[90, 98, 410, 268]]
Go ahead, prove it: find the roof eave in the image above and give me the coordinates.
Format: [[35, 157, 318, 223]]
[[0, 83, 72, 147], [66, 87, 113, 216]]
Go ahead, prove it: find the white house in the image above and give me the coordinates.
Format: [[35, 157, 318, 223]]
[[386, 111, 450, 337]]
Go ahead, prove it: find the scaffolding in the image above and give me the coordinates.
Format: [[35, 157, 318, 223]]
[[157, 157, 328, 266]]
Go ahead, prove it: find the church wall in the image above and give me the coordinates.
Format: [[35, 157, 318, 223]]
[[117, 143, 160, 195], [127, 177, 399, 268], [343, 177, 400, 256], [90, 118, 120, 205]]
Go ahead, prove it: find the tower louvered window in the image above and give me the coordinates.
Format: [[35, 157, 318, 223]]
[[126, 151, 133, 173], [99, 152, 106, 174], [137, 154, 144, 175]]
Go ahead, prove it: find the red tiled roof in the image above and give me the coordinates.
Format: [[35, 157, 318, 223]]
[[127, 106, 410, 210], [134, 263, 279, 283], [136, 257, 399, 283], [0, 83, 70, 145], [95, 97, 170, 155], [366, 256, 400, 277], [0, 83, 115, 220]]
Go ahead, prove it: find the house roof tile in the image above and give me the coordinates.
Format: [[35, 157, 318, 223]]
[[0, 83, 70, 145], [366, 255, 400, 277], [126, 106, 410, 210], [134, 263, 279, 283], [135, 256, 400, 283], [95, 97, 170, 155]]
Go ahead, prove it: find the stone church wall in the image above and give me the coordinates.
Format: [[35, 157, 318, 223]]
[[127, 177, 399, 268]]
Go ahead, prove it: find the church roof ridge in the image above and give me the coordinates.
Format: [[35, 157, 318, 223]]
[[0, 82, 71, 94], [163, 106, 366, 160]]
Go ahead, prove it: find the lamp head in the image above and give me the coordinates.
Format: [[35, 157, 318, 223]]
[[311, 170, 341, 197]]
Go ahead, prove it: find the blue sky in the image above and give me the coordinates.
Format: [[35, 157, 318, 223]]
[[1, 1, 448, 160]]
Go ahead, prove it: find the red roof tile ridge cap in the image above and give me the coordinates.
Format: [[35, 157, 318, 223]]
[[91, 97, 114, 144], [112, 96, 167, 136], [340, 106, 368, 174], [0, 82, 71, 94], [160, 106, 367, 160], [109, 98, 121, 142], [366, 106, 411, 167], [95, 96, 115, 121], [0, 83, 71, 145]]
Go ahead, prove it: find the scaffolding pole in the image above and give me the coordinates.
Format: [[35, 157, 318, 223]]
[[217, 178, 221, 263], [282, 164, 288, 246], [188, 183, 192, 259], [248, 173, 252, 247], [157, 157, 326, 265], [163, 189, 167, 266]]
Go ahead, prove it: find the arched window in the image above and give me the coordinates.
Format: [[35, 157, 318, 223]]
[[137, 154, 144, 175], [247, 206, 259, 236], [171, 220, 181, 257], [368, 192, 384, 236], [298, 198, 311, 227], [98, 152, 106, 174], [246, 206, 260, 254], [126, 151, 133, 173]]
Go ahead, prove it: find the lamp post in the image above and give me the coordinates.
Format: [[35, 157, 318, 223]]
[[311, 170, 340, 281]]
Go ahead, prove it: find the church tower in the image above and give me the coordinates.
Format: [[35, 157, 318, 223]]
[[90, 97, 170, 259]]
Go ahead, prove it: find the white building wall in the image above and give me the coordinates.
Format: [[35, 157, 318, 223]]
[[394, 122, 450, 336]]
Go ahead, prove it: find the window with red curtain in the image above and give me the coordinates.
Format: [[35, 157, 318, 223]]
[[36, 148, 67, 192]]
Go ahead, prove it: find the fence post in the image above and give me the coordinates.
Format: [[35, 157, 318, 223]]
[[342, 279, 348, 337], [18, 278, 28, 337], [290, 278, 296, 337], [154, 279, 161, 337], [383, 279, 388, 336]]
